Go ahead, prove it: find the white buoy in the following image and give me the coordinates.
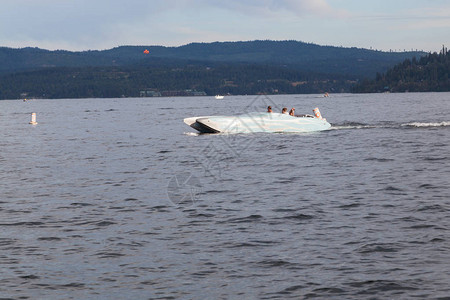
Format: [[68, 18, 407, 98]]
[[29, 112, 38, 125]]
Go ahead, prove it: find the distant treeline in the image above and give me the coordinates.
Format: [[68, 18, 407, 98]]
[[354, 47, 450, 93], [0, 40, 424, 77], [0, 40, 432, 99], [0, 63, 355, 99]]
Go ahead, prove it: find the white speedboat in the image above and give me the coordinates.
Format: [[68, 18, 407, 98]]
[[215, 95, 224, 99], [184, 108, 331, 134]]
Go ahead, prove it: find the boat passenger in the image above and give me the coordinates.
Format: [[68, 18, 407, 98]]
[[282, 107, 288, 114], [267, 106, 273, 113], [289, 108, 295, 116]]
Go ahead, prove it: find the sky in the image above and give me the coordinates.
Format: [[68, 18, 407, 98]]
[[0, 0, 449, 52]]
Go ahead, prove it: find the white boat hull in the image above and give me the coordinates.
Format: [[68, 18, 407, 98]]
[[184, 112, 331, 134]]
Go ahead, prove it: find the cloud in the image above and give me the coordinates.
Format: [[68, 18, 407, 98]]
[[0, 0, 445, 51], [353, 4, 450, 31], [200, 0, 348, 17], [0, 0, 165, 49], [401, 5, 450, 29]]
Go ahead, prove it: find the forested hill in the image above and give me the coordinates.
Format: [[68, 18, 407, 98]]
[[0, 40, 427, 99], [0, 40, 423, 77], [353, 47, 450, 93]]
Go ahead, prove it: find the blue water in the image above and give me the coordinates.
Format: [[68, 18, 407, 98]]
[[1, 93, 449, 299]]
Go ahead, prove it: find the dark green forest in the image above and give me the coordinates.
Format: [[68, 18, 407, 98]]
[[0, 40, 423, 76], [0, 64, 354, 99], [354, 47, 450, 93], [0, 40, 431, 99]]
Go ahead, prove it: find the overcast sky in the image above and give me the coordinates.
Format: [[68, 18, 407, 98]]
[[0, 0, 449, 52]]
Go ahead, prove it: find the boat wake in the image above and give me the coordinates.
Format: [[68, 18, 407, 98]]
[[184, 132, 200, 136], [401, 121, 450, 128], [185, 121, 450, 135], [331, 121, 450, 131], [330, 122, 379, 130]]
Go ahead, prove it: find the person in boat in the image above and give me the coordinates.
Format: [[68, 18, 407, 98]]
[[289, 108, 295, 116], [282, 107, 288, 114], [267, 106, 273, 113]]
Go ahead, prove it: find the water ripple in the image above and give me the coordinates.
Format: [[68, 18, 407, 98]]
[[1, 94, 449, 299]]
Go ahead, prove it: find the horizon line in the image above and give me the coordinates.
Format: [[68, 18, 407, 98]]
[[0, 39, 429, 54]]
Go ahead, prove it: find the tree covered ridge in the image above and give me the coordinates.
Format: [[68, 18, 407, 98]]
[[0, 40, 424, 77], [354, 47, 450, 93], [0, 41, 433, 99], [0, 63, 354, 99]]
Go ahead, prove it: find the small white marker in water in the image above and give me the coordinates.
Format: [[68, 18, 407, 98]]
[[29, 112, 38, 125]]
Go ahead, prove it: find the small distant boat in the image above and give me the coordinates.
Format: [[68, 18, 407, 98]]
[[184, 109, 331, 134], [215, 95, 224, 99]]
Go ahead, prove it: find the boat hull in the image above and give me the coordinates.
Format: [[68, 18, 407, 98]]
[[184, 112, 331, 134]]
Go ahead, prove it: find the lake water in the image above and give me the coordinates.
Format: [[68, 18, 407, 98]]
[[1, 93, 449, 299]]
